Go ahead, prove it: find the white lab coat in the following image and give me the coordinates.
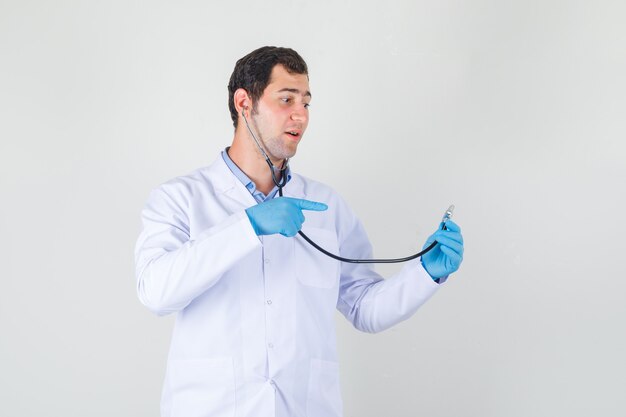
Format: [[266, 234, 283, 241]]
[[135, 155, 441, 417]]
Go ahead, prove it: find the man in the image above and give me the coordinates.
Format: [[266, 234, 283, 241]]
[[135, 46, 464, 417]]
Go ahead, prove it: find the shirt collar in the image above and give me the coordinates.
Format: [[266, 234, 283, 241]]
[[221, 147, 292, 201]]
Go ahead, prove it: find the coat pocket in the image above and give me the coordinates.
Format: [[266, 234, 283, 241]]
[[306, 358, 343, 417], [170, 357, 236, 417], [294, 227, 341, 289]]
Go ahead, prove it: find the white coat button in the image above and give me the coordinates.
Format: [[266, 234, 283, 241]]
[[268, 343, 274, 349], [269, 379, 276, 386], [264, 258, 270, 264], [266, 299, 272, 305]]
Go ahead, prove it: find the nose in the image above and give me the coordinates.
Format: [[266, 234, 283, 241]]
[[290, 105, 308, 123]]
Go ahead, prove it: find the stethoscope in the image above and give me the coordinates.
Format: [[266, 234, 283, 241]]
[[241, 107, 453, 264]]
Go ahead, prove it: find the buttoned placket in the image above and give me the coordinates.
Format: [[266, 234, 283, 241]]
[[261, 236, 278, 389]]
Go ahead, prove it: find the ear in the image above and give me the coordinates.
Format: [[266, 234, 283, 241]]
[[233, 88, 251, 115]]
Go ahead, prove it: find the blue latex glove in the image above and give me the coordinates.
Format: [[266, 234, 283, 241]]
[[245, 197, 328, 237], [421, 219, 464, 280]]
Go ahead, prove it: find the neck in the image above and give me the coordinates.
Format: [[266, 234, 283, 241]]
[[229, 130, 285, 196]]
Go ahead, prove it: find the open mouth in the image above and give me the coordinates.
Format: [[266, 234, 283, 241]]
[[285, 131, 300, 138]]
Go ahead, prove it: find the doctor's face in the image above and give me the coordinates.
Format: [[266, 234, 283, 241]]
[[249, 65, 311, 162]]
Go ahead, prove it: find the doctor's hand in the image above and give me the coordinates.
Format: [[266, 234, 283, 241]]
[[420, 220, 464, 280], [245, 197, 328, 237]]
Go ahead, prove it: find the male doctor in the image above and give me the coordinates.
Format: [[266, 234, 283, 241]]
[[135, 46, 464, 417]]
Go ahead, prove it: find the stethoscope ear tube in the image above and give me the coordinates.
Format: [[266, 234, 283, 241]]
[[242, 107, 290, 187]]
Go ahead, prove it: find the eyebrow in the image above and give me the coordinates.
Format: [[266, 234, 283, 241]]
[[276, 88, 312, 98]]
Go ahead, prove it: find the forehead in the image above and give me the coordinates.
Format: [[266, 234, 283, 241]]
[[265, 65, 310, 95]]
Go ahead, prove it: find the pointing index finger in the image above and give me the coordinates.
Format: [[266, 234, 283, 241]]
[[292, 198, 328, 212]]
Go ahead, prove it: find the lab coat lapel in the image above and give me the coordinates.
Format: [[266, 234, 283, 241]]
[[206, 155, 258, 211]]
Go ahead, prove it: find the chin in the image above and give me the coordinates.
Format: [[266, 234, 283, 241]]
[[264, 137, 299, 161], [285, 147, 298, 159], [270, 146, 298, 161]]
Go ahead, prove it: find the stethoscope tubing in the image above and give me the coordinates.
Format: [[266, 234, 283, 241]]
[[275, 173, 446, 264], [242, 106, 444, 264]]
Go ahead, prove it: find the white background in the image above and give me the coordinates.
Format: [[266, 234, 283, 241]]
[[1, 1, 625, 416]]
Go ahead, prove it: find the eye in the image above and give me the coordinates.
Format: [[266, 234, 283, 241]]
[[304, 103, 311, 109], [281, 97, 292, 104]]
